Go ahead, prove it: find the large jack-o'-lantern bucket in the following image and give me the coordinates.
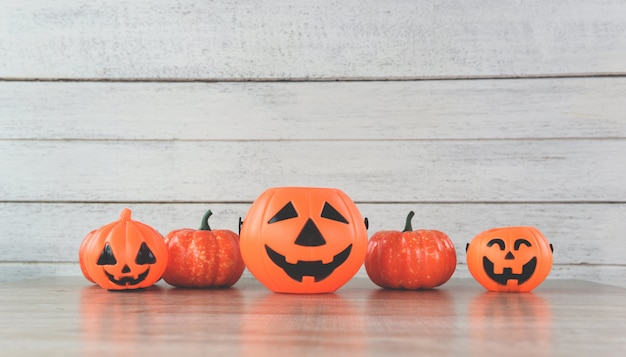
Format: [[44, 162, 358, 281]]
[[240, 187, 368, 294]]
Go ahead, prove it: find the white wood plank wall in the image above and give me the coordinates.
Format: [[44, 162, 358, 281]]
[[1, 0, 625, 287]]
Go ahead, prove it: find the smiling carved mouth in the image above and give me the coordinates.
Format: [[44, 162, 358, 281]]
[[265, 244, 352, 282], [104, 268, 150, 286], [483, 256, 537, 286]]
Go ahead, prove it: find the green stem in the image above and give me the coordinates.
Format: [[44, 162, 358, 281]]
[[403, 211, 415, 232], [199, 210, 213, 231]]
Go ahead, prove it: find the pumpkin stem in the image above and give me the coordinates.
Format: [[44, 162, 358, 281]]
[[119, 208, 132, 222], [403, 211, 415, 232], [199, 210, 213, 231]]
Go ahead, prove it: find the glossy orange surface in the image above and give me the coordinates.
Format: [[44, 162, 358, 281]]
[[240, 187, 368, 293], [466, 226, 553, 292], [79, 208, 168, 290]]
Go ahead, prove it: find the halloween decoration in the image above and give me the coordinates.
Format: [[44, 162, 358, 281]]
[[365, 211, 457, 289], [79, 208, 168, 290], [466, 226, 553, 292], [79, 229, 97, 284], [239, 187, 368, 293], [163, 210, 245, 288]]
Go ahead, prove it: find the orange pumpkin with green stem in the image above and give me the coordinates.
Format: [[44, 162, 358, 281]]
[[163, 210, 245, 288], [365, 211, 457, 289]]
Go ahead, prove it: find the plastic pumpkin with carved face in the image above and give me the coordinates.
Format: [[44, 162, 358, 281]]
[[466, 226, 553, 292], [79, 208, 168, 290], [239, 187, 368, 293]]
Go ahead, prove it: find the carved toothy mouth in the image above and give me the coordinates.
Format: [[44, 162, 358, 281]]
[[104, 268, 150, 287], [265, 244, 352, 282], [483, 256, 537, 286]]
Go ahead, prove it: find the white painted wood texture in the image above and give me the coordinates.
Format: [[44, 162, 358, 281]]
[[1, 0, 626, 79], [2, 139, 625, 202], [2, 79, 626, 140], [0, 1, 625, 286]]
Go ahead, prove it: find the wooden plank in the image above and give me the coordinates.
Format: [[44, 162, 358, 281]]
[[2, 278, 626, 356], [1, 1, 625, 79], [1, 139, 624, 202], [1, 263, 624, 288], [2, 203, 624, 266], [2, 78, 626, 140]]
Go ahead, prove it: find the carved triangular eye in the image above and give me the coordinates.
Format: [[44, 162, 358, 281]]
[[268, 201, 298, 224], [97, 243, 117, 265], [321, 202, 348, 224], [135, 242, 156, 265]]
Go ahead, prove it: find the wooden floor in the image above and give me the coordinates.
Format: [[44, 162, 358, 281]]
[[1, 277, 624, 356]]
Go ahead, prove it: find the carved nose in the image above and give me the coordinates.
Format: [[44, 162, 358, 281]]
[[122, 264, 131, 273], [295, 219, 327, 247], [505, 251, 515, 260]]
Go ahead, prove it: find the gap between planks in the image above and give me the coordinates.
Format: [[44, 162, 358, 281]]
[[1, 73, 626, 83], [3, 137, 626, 143]]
